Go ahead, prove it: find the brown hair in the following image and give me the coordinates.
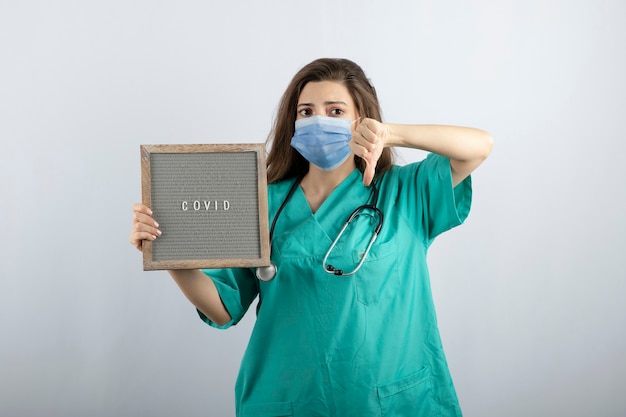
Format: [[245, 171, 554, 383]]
[[265, 58, 395, 184]]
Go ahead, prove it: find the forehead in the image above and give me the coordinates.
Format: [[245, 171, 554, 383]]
[[298, 81, 353, 104]]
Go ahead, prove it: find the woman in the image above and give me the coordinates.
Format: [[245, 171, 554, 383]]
[[130, 58, 493, 416]]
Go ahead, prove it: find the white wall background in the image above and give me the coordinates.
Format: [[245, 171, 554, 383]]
[[1, 1, 624, 416]]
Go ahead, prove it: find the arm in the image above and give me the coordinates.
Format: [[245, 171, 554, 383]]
[[130, 203, 232, 326], [351, 120, 494, 186], [168, 269, 232, 326], [387, 124, 493, 187]]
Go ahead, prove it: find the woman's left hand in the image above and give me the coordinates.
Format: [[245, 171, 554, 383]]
[[350, 118, 389, 186]]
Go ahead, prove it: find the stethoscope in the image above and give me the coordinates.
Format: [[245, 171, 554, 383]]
[[255, 174, 384, 281]]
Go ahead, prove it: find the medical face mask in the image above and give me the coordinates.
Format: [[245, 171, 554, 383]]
[[290, 116, 353, 171]]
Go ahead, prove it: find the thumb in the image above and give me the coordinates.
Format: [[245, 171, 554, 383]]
[[363, 160, 375, 186]]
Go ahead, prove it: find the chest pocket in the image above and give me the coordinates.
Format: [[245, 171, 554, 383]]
[[350, 238, 399, 306]]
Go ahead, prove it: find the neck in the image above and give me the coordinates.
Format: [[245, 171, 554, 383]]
[[301, 157, 357, 213]]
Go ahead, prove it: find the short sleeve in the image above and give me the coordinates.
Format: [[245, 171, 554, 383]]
[[392, 153, 472, 243], [197, 267, 258, 329]]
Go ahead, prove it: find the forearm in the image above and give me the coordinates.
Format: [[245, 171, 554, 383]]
[[387, 124, 493, 161], [168, 269, 232, 326], [386, 124, 493, 186]]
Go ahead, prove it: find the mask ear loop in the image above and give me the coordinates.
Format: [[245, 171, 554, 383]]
[[351, 117, 364, 129]]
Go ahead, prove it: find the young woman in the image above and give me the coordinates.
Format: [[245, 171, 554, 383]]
[[130, 58, 493, 416]]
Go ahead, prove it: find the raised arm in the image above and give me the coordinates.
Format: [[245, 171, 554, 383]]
[[351, 120, 494, 186]]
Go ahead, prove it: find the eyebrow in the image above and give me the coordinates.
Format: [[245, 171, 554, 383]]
[[297, 101, 349, 107]]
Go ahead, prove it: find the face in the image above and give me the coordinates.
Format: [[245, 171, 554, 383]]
[[296, 81, 358, 121]]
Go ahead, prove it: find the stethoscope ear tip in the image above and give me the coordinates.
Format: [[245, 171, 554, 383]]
[[326, 265, 344, 276]]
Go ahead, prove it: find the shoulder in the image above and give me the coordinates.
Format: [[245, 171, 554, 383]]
[[267, 177, 298, 211], [268, 177, 297, 196]]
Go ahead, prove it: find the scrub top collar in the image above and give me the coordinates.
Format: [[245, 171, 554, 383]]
[[288, 168, 375, 246], [294, 168, 367, 219]]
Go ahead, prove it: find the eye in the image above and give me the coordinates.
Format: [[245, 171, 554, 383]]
[[298, 108, 312, 117], [329, 108, 344, 116]]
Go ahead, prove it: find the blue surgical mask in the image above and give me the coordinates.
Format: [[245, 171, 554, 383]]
[[290, 116, 353, 171]]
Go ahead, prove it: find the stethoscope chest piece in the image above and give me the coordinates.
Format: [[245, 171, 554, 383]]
[[256, 262, 277, 282]]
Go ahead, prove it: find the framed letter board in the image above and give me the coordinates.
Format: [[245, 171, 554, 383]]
[[140, 144, 270, 271]]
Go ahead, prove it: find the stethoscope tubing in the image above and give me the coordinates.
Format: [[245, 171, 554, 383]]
[[255, 176, 302, 281], [256, 174, 382, 281], [322, 204, 383, 276]]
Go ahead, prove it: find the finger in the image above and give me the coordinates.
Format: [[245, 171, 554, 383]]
[[351, 117, 372, 143], [133, 211, 159, 229], [130, 233, 151, 251], [349, 139, 366, 159], [132, 203, 153, 216], [130, 204, 159, 251], [130, 228, 160, 251], [132, 202, 159, 226], [130, 209, 161, 245], [132, 220, 161, 237], [363, 160, 375, 186], [131, 229, 159, 240], [353, 120, 372, 143], [359, 118, 389, 147], [349, 141, 376, 186]]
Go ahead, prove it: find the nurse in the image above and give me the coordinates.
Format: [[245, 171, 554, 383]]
[[130, 58, 493, 416]]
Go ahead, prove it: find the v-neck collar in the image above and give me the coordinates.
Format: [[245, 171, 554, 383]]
[[272, 169, 374, 257], [291, 168, 373, 241], [296, 168, 363, 217]]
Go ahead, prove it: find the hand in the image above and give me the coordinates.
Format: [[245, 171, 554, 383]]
[[129, 203, 161, 251], [350, 118, 389, 186]]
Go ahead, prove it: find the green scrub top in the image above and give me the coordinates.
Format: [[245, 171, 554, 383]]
[[199, 153, 471, 417]]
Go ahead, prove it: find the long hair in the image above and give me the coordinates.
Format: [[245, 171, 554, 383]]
[[266, 58, 395, 184]]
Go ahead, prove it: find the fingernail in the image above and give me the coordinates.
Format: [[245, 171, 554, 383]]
[[154, 221, 159, 227], [157, 230, 162, 236]]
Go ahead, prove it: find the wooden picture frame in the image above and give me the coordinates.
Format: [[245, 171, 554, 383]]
[[140, 144, 270, 271]]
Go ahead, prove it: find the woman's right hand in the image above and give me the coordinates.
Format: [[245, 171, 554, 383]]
[[129, 203, 161, 251]]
